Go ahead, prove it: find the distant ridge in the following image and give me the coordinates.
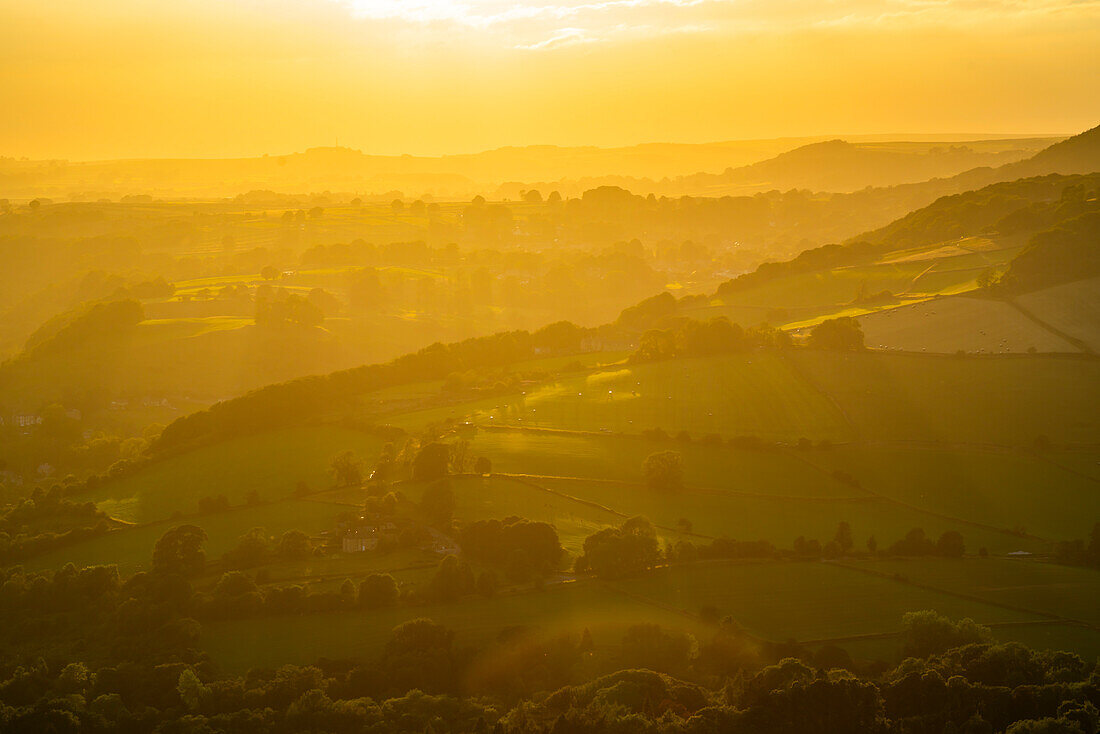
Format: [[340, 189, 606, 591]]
[[0, 134, 1068, 200], [998, 124, 1100, 177]]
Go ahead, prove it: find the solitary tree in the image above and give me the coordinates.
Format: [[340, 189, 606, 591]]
[[644, 451, 684, 492], [275, 530, 312, 561], [413, 443, 450, 481], [474, 456, 492, 475], [936, 530, 966, 558], [331, 451, 363, 487], [834, 521, 853, 553], [358, 573, 399, 608], [809, 316, 865, 351], [152, 525, 208, 576], [421, 480, 456, 526]]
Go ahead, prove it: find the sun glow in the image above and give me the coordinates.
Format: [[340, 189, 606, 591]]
[[0, 0, 1096, 158]]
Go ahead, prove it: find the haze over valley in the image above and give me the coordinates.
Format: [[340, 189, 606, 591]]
[[2, 2, 1099, 731]]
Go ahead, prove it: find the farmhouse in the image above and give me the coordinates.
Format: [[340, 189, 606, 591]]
[[341, 516, 403, 553], [11, 414, 42, 428], [342, 527, 379, 553]]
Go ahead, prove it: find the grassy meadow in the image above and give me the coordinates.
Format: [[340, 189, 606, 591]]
[[21, 499, 343, 575], [82, 426, 385, 524], [199, 556, 1099, 673]]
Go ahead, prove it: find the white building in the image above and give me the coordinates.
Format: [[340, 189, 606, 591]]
[[342, 527, 379, 553]]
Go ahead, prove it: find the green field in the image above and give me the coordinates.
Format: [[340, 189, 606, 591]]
[[786, 351, 1100, 445], [530, 476, 1040, 555], [135, 316, 253, 343], [1016, 276, 1100, 353], [391, 352, 852, 441], [610, 560, 1038, 643], [201, 556, 1093, 674], [684, 238, 1023, 330], [386, 350, 1100, 447], [393, 475, 622, 555], [811, 446, 1100, 540], [1048, 452, 1100, 483], [857, 295, 1079, 354], [851, 557, 1100, 624], [201, 580, 712, 674], [21, 499, 343, 574], [83, 426, 385, 524], [465, 430, 860, 496]]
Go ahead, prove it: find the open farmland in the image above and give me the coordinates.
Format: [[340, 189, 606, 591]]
[[786, 351, 1100, 445], [248, 547, 441, 589], [688, 236, 1024, 330], [391, 352, 853, 441], [857, 295, 1081, 354], [1016, 275, 1100, 352], [20, 499, 343, 575], [524, 476, 1043, 556], [392, 475, 623, 555], [809, 446, 1100, 540], [82, 426, 385, 523], [611, 560, 1039, 643], [848, 557, 1100, 625], [464, 430, 859, 495], [201, 580, 713, 674], [201, 554, 1100, 674], [387, 350, 1100, 447]]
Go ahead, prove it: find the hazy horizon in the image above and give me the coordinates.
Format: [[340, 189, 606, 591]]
[[4, 0, 1098, 160], [2, 131, 1079, 164]]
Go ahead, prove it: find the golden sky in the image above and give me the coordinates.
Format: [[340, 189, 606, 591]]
[[2, 0, 1099, 159]]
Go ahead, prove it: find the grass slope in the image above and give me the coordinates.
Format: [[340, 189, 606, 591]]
[[83, 426, 384, 524], [811, 446, 1100, 541], [786, 351, 1100, 445], [393, 353, 851, 441], [1016, 276, 1100, 352], [201, 581, 711, 674], [857, 296, 1080, 354], [21, 499, 342, 575]]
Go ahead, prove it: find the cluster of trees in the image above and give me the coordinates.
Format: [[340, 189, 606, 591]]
[[458, 517, 564, 581], [808, 317, 865, 351], [643, 451, 684, 492], [789, 525, 964, 560], [993, 208, 1100, 293], [0, 485, 112, 564], [0, 607, 1096, 732], [632, 317, 752, 363], [627, 309, 864, 366], [637, 427, 774, 451], [887, 528, 966, 558], [197, 569, 400, 620], [254, 291, 324, 328], [302, 231, 667, 324], [1054, 522, 1100, 569], [577, 517, 970, 581], [575, 516, 662, 578], [669, 536, 778, 564], [220, 527, 314, 570]]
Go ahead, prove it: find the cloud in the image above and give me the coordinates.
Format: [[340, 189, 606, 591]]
[[514, 27, 593, 49], [340, 0, 710, 28], [330, 0, 1100, 50]]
